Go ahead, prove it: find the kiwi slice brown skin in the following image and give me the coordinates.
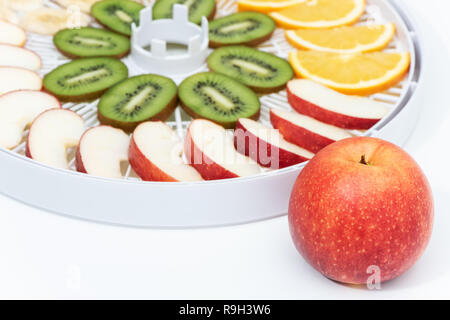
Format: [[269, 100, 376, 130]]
[[181, 100, 260, 129], [43, 88, 107, 103], [98, 95, 178, 133], [54, 45, 130, 60], [43, 58, 129, 103], [209, 32, 273, 49], [206, 64, 289, 94]]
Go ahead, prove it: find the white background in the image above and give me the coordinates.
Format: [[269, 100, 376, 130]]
[[1, 0, 450, 299]]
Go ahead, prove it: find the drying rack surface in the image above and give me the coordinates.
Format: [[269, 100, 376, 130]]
[[0, 0, 423, 227]]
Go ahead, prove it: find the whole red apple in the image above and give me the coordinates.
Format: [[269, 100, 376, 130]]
[[289, 137, 433, 284]]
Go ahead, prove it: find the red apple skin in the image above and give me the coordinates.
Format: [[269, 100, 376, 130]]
[[287, 86, 380, 130], [234, 120, 309, 169], [128, 135, 178, 182], [289, 137, 434, 284], [184, 126, 238, 181], [270, 109, 335, 153]]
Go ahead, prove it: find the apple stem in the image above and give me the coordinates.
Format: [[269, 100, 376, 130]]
[[360, 155, 369, 165]]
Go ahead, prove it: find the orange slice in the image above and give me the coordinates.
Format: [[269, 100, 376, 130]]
[[288, 51, 410, 95], [237, 0, 305, 13], [270, 0, 366, 29], [285, 23, 395, 53]]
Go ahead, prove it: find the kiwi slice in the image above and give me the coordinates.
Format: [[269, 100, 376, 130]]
[[152, 0, 216, 25], [43, 58, 128, 102], [209, 12, 275, 48], [178, 72, 260, 128], [207, 46, 294, 93], [98, 74, 178, 132], [91, 0, 145, 36], [54, 27, 131, 59]]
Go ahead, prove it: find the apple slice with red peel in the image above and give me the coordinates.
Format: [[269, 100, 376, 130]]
[[0, 67, 42, 95], [185, 119, 261, 180], [0, 44, 42, 71], [76, 126, 130, 179], [287, 79, 390, 130], [26, 109, 85, 169], [0, 20, 26, 47], [235, 118, 313, 169], [270, 108, 351, 153], [0, 90, 61, 149], [129, 121, 203, 182]]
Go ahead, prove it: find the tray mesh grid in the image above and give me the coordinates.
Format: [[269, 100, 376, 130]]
[[15, 0, 409, 181]]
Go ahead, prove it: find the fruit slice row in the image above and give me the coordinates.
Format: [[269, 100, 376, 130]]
[[237, 0, 304, 13], [97, 74, 178, 133], [209, 11, 276, 48], [0, 20, 27, 46], [285, 23, 396, 54], [235, 118, 313, 169], [26, 109, 86, 169], [152, 0, 216, 25], [129, 122, 203, 182], [0, 44, 42, 71], [178, 72, 261, 129], [91, 0, 145, 36], [20, 8, 91, 35], [0, 91, 61, 150], [54, 27, 131, 59], [43, 57, 129, 102], [270, 0, 366, 29], [289, 51, 410, 95], [286, 79, 390, 130], [207, 46, 293, 93]]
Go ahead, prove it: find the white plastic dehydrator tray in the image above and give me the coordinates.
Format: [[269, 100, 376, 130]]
[[0, 0, 423, 227]]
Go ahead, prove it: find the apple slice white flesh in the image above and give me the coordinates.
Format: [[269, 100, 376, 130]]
[[0, 20, 26, 46], [235, 118, 314, 169], [0, 67, 42, 95], [185, 119, 261, 180], [270, 108, 352, 153], [0, 44, 42, 71], [76, 126, 130, 179], [26, 109, 85, 169], [0, 90, 61, 149], [129, 121, 203, 182], [287, 79, 390, 130]]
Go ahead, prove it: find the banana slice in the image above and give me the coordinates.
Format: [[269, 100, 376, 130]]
[[6, 0, 44, 11], [0, 1, 19, 24], [20, 8, 91, 35], [53, 0, 103, 13]]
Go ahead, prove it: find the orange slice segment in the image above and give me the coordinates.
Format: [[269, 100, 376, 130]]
[[237, 0, 305, 13], [288, 51, 410, 95], [270, 0, 366, 29], [285, 23, 395, 53]]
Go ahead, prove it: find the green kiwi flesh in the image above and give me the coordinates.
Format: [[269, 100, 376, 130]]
[[178, 72, 260, 128], [91, 0, 145, 36], [53, 27, 131, 59], [98, 74, 178, 132], [43, 58, 129, 102], [209, 12, 275, 48], [207, 46, 294, 93], [152, 0, 216, 24]]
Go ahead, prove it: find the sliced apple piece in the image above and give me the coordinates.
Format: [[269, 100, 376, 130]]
[[0, 90, 61, 149], [0, 67, 42, 95], [129, 121, 203, 182], [185, 119, 261, 180], [0, 20, 26, 46], [270, 108, 352, 153], [0, 44, 42, 71], [26, 109, 85, 169], [76, 126, 130, 179], [235, 118, 313, 169], [287, 79, 390, 130]]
